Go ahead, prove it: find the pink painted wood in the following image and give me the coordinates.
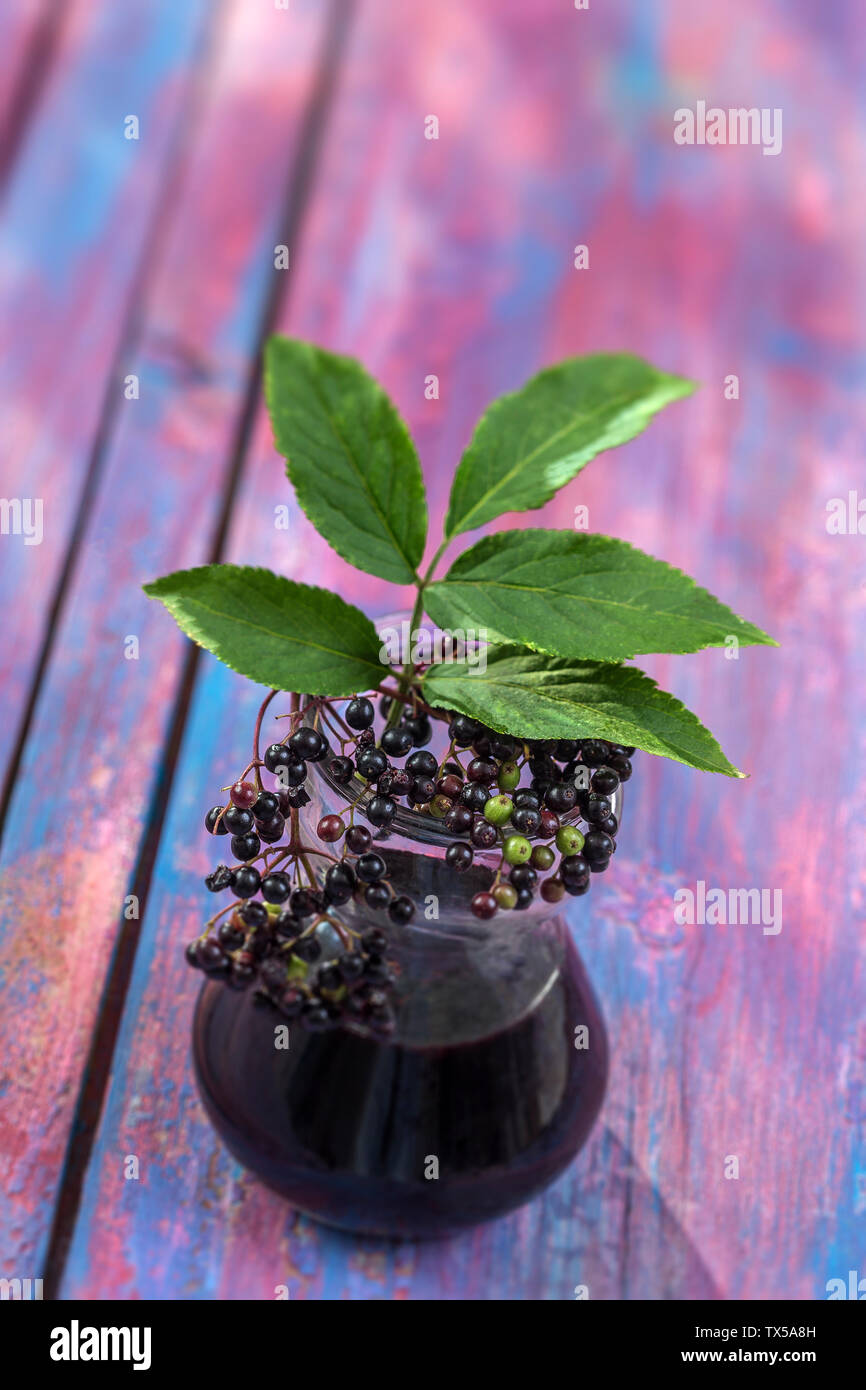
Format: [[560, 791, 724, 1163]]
[[0, 0, 212, 786], [58, 0, 865, 1300], [0, 0, 331, 1275]]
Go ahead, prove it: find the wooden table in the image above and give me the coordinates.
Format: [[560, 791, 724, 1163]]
[[1, 0, 862, 1300]]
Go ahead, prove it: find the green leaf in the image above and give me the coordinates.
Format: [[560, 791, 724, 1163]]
[[422, 646, 743, 776], [144, 565, 388, 695], [265, 336, 427, 584], [444, 354, 695, 539], [425, 529, 776, 661]]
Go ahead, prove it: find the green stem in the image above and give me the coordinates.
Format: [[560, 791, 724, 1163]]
[[385, 541, 449, 729]]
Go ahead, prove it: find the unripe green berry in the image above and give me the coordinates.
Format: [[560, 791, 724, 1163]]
[[556, 825, 585, 856], [484, 794, 513, 827], [503, 833, 532, 866], [531, 844, 555, 871], [497, 761, 521, 792], [493, 883, 518, 910], [430, 793, 453, 819]]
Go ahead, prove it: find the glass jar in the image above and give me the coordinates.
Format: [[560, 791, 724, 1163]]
[[193, 709, 616, 1239]]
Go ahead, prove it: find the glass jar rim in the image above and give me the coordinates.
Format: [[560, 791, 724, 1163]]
[[302, 704, 624, 850]]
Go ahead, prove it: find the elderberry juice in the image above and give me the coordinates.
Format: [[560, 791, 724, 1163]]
[[193, 920, 607, 1238]]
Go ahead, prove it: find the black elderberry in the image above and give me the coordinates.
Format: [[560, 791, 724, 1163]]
[[513, 789, 540, 811], [205, 864, 233, 893], [315, 962, 344, 993], [356, 852, 386, 882], [580, 740, 610, 767], [406, 749, 438, 777], [388, 895, 414, 925], [560, 853, 589, 883], [356, 727, 375, 748], [583, 830, 614, 861], [490, 736, 518, 761], [444, 804, 473, 834], [564, 878, 591, 896], [610, 744, 636, 756], [196, 938, 229, 973], [584, 794, 612, 825], [345, 824, 373, 854], [470, 818, 497, 850], [246, 929, 272, 959], [289, 888, 318, 919], [409, 775, 435, 805], [279, 986, 306, 1018], [324, 862, 355, 904], [514, 886, 535, 910], [239, 900, 269, 929], [290, 727, 327, 762], [361, 927, 388, 954], [509, 863, 537, 889], [231, 865, 261, 899], [381, 726, 412, 757], [607, 753, 633, 781], [379, 768, 411, 798], [264, 743, 295, 774], [402, 713, 432, 747], [338, 952, 365, 983], [590, 767, 620, 796], [446, 841, 473, 872], [257, 815, 285, 843], [467, 757, 497, 783], [598, 814, 619, 836], [185, 941, 201, 967], [511, 806, 541, 836], [217, 919, 245, 950], [252, 791, 279, 823], [449, 714, 479, 746], [545, 782, 577, 814], [261, 871, 291, 904], [259, 957, 288, 994], [329, 755, 354, 784], [293, 934, 322, 963], [224, 804, 253, 835], [460, 782, 489, 812], [230, 831, 261, 862], [367, 795, 396, 828], [230, 956, 257, 990], [554, 740, 581, 762], [364, 882, 390, 910], [356, 747, 388, 781], [205, 806, 228, 835], [345, 697, 375, 729]]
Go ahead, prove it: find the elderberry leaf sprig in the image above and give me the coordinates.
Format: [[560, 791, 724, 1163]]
[[424, 529, 776, 661], [443, 353, 695, 539], [421, 646, 744, 777], [264, 336, 427, 584], [143, 565, 389, 694]]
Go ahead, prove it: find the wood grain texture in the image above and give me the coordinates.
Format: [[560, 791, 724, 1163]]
[[0, 0, 331, 1276], [2, 0, 863, 1299], [0, 0, 216, 789]]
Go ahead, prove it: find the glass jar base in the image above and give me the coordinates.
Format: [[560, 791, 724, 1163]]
[[192, 933, 608, 1239]]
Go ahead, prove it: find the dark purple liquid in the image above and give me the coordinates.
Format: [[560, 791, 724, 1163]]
[[193, 935, 607, 1238]]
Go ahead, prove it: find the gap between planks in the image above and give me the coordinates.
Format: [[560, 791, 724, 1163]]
[[40, 0, 356, 1299]]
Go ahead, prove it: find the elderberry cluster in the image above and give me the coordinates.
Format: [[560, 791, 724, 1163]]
[[186, 684, 635, 1031], [309, 695, 634, 920]]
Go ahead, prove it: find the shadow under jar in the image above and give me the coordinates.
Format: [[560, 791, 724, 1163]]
[[193, 719, 617, 1239]]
